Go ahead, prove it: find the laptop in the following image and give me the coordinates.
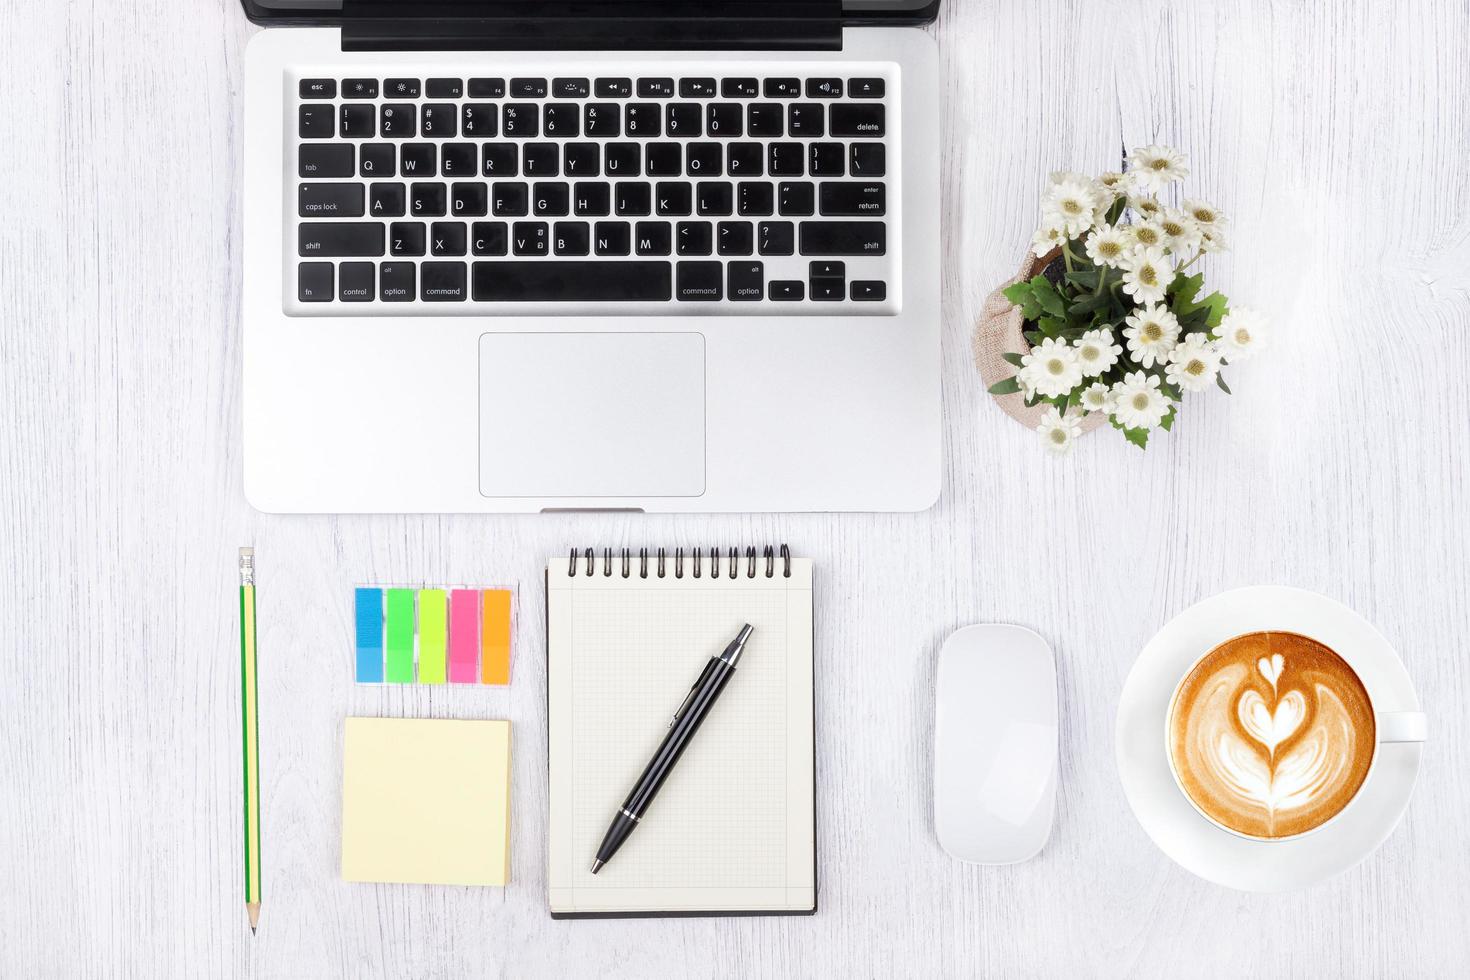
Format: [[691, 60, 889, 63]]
[[240, 0, 941, 513]]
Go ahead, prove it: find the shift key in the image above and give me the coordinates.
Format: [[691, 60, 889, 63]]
[[297, 222, 385, 257], [799, 221, 886, 256]]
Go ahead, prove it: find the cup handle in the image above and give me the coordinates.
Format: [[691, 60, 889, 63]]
[[1377, 711, 1427, 743]]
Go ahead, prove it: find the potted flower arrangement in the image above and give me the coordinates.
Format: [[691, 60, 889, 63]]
[[976, 145, 1268, 453]]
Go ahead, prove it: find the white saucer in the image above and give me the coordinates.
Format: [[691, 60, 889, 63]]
[[1115, 586, 1424, 892]]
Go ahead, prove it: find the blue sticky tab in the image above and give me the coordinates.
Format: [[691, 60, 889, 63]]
[[354, 588, 384, 683]]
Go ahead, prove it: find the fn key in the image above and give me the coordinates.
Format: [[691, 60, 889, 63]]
[[298, 262, 333, 302]]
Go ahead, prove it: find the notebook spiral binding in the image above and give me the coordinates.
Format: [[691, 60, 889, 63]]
[[568, 545, 792, 580]]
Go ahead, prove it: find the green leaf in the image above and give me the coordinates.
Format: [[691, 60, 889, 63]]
[[1169, 272, 1204, 311], [1159, 380, 1183, 401], [1022, 329, 1042, 346], [1002, 281, 1033, 306], [1122, 426, 1150, 449], [1069, 292, 1111, 316], [1159, 405, 1176, 431], [1216, 373, 1232, 394], [1030, 276, 1068, 318], [1106, 198, 1127, 224], [1037, 316, 1064, 339], [1199, 291, 1229, 328], [988, 376, 1022, 395], [1001, 351, 1025, 367], [1064, 269, 1100, 289]]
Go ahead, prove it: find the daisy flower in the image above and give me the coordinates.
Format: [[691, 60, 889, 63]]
[[1128, 193, 1164, 221], [1080, 381, 1113, 414], [1096, 171, 1130, 200], [1030, 222, 1066, 259], [1083, 224, 1131, 268], [1109, 371, 1172, 430], [1128, 220, 1166, 251], [1120, 246, 1175, 307], [1213, 306, 1269, 361], [1019, 337, 1084, 399], [1122, 304, 1181, 367], [1165, 334, 1224, 392], [1041, 175, 1103, 237], [1035, 406, 1083, 455], [1073, 328, 1123, 377], [1158, 208, 1203, 254], [1126, 144, 1190, 193], [1182, 198, 1227, 232]]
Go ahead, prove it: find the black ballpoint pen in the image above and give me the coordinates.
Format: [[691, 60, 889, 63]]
[[590, 624, 754, 874]]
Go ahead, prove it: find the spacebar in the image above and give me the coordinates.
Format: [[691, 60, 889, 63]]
[[471, 261, 672, 301]]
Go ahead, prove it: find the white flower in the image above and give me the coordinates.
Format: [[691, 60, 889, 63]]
[[1041, 175, 1103, 237], [1074, 328, 1123, 377], [1119, 246, 1175, 307], [1126, 144, 1190, 193], [1166, 334, 1224, 392], [1128, 220, 1167, 251], [1182, 198, 1229, 252], [1035, 406, 1083, 455], [1019, 337, 1084, 399], [1158, 208, 1203, 254], [1213, 306, 1269, 361], [1081, 381, 1113, 414], [1122, 304, 1181, 367], [1128, 193, 1164, 221], [1084, 224, 1131, 268], [1030, 222, 1066, 259], [1096, 171, 1130, 200], [1110, 371, 1172, 430]]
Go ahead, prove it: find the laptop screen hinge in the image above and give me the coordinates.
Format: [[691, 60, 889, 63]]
[[340, 1, 843, 52]]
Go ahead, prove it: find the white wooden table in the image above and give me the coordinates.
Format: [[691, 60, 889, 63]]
[[3, 1, 1468, 975]]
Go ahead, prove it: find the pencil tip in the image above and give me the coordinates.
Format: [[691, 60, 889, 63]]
[[247, 903, 261, 931]]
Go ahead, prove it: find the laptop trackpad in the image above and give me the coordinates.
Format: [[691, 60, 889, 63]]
[[478, 332, 705, 498]]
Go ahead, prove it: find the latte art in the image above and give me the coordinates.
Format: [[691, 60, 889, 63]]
[[1168, 633, 1376, 839]]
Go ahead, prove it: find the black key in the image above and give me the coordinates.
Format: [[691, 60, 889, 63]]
[[637, 77, 675, 98], [469, 77, 506, 98], [385, 77, 421, 98], [810, 142, 845, 176], [696, 181, 733, 216], [679, 77, 717, 98], [594, 221, 631, 255], [462, 104, 497, 137], [810, 260, 846, 278], [554, 221, 590, 255], [769, 143, 804, 176], [299, 78, 335, 99], [389, 221, 426, 256], [727, 143, 763, 177], [770, 280, 804, 300], [676, 221, 713, 256], [616, 182, 652, 215], [655, 183, 692, 216], [339, 261, 374, 302], [379, 103, 416, 138], [666, 103, 702, 137], [426, 77, 463, 99], [728, 260, 764, 300], [298, 104, 334, 138], [553, 77, 590, 98], [738, 182, 774, 216], [830, 103, 885, 137], [806, 77, 843, 98], [360, 143, 395, 177], [763, 78, 800, 98], [851, 280, 886, 301], [379, 261, 414, 301], [511, 221, 549, 256], [563, 142, 600, 177], [421, 104, 457, 138], [635, 221, 671, 255], [811, 261, 845, 301], [747, 103, 783, 137], [758, 221, 795, 255], [441, 142, 477, 177], [300, 144, 353, 178], [573, 182, 611, 216], [451, 182, 488, 216], [604, 142, 640, 176], [472, 261, 672, 301], [502, 103, 539, 137], [482, 142, 517, 176], [624, 103, 661, 137], [339, 104, 375, 138], [800, 221, 887, 255], [584, 103, 620, 137], [721, 77, 759, 98], [778, 181, 815, 216], [369, 182, 406, 217], [298, 183, 364, 217], [543, 103, 579, 137], [676, 261, 723, 301], [298, 223, 385, 257], [493, 182, 529, 216], [420, 261, 468, 301], [532, 181, 569, 216], [297, 262, 333, 301], [524, 142, 560, 177], [430, 221, 467, 256], [787, 103, 824, 136], [510, 77, 548, 98], [400, 143, 437, 176], [343, 78, 378, 99], [410, 182, 446, 216], [645, 142, 681, 177], [849, 77, 885, 98], [471, 221, 508, 255], [820, 181, 886, 216], [850, 142, 886, 177], [685, 142, 722, 176], [707, 103, 743, 137], [594, 77, 632, 98], [717, 221, 753, 256]]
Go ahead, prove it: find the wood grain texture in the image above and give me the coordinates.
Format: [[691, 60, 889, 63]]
[[2, 0, 1468, 976]]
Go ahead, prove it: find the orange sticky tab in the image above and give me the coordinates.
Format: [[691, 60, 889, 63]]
[[480, 590, 512, 685]]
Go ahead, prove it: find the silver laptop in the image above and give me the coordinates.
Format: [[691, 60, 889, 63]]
[[241, 0, 941, 513]]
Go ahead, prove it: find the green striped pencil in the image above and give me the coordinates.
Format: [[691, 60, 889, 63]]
[[239, 548, 262, 933]]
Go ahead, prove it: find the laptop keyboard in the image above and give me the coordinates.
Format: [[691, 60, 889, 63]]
[[289, 68, 896, 313]]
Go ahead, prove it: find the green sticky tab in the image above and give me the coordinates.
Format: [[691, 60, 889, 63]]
[[384, 589, 416, 683], [417, 590, 448, 684]]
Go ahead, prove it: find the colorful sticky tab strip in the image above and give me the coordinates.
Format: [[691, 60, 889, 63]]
[[417, 590, 447, 685], [384, 589, 416, 683], [448, 590, 481, 684], [480, 590, 512, 685], [355, 589, 384, 683], [355, 585, 512, 685]]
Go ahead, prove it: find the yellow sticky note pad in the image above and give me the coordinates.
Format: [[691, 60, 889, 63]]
[[341, 717, 511, 886]]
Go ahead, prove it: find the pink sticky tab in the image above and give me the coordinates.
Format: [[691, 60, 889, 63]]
[[448, 589, 480, 683]]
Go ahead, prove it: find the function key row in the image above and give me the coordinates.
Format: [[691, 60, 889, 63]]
[[302, 76, 885, 101]]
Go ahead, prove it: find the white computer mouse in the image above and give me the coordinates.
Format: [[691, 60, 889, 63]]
[[934, 624, 1058, 864]]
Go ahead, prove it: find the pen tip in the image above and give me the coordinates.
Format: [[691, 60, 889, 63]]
[[590, 859, 604, 875]]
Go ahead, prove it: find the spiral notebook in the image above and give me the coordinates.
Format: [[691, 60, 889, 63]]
[[547, 546, 816, 918]]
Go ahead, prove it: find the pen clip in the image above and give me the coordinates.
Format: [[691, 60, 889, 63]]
[[670, 657, 720, 727]]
